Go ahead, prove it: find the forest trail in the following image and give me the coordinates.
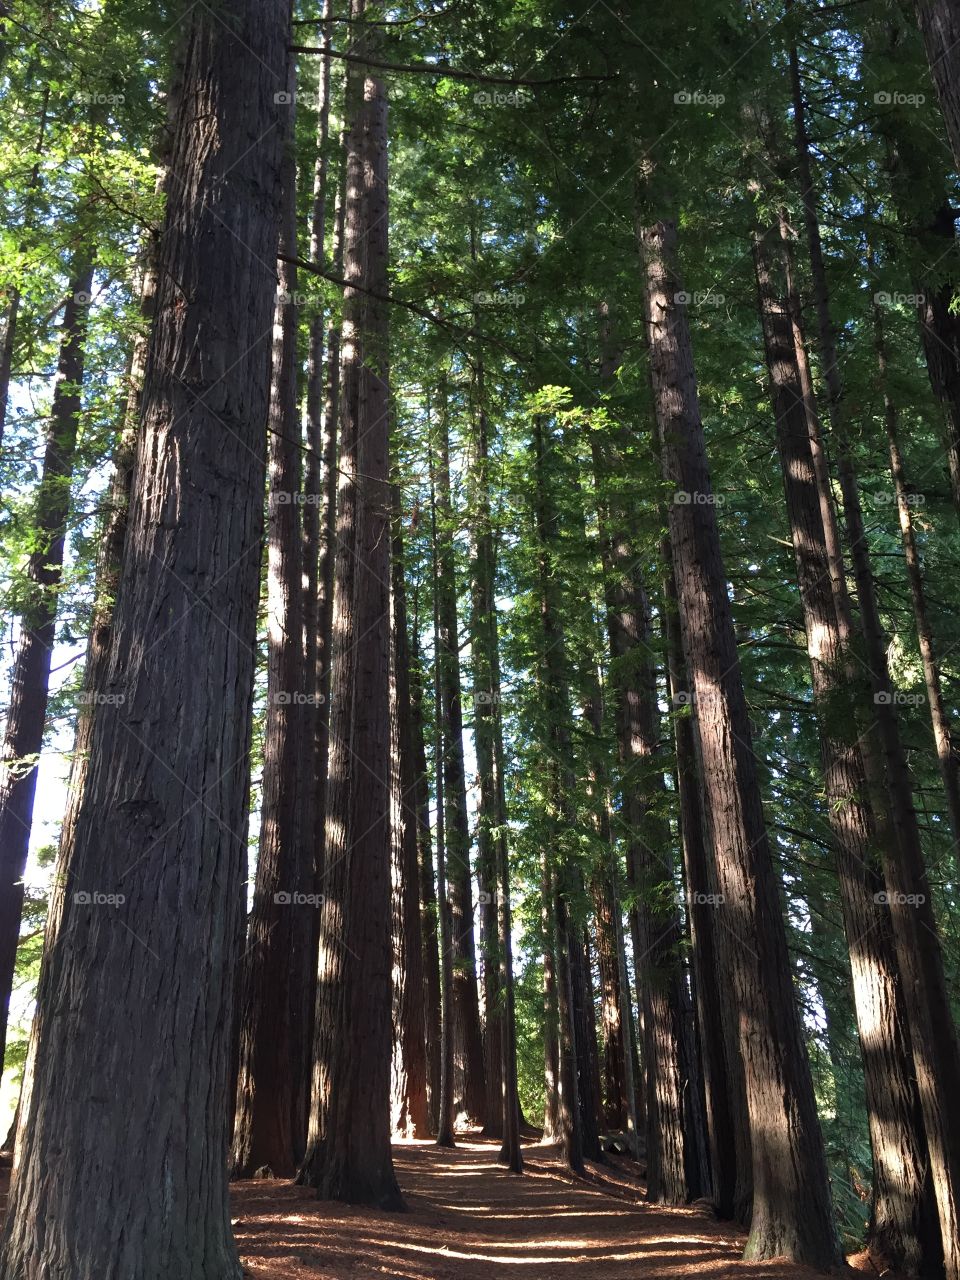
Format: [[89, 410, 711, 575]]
[[235, 1138, 836, 1280]]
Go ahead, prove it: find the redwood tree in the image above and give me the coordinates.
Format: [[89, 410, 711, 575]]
[[298, 6, 402, 1205], [641, 216, 840, 1269], [0, 0, 290, 1269]]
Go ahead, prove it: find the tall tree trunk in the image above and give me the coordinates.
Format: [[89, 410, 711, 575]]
[[0, 0, 289, 1269], [0, 255, 94, 1072], [434, 382, 487, 1127], [755, 228, 941, 1275], [430, 444, 457, 1150], [390, 486, 431, 1139], [640, 216, 840, 1268], [531, 415, 584, 1174], [494, 718, 522, 1170], [591, 872, 627, 1131], [231, 66, 312, 1177], [570, 925, 603, 1162], [304, 18, 343, 884], [541, 849, 562, 1144], [300, 0, 335, 943], [589, 424, 703, 1203], [592, 305, 644, 1154], [790, 66, 960, 1279], [915, 0, 960, 172], [552, 867, 584, 1175], [298, 10, 401, 1207], [874, 291, 960, 852], [467, 356, 521, 1164], [410, 619, 442, 1133], [661, 548, 747, 1222]]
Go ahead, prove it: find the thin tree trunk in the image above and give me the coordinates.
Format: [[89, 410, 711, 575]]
[[467, 354, 521, 1163], [755, 227, 941, 1275], [640, 216, 840, 1268], [390, 485, 431, 1139], [304, 3, 342, 883], [568, 925, 602, 1162], [434, 382, 487, 1128], [410, 619, 442, 1133], [790, 65, 960, 1278], [541, 848, 562, 1144], [589, 424, 702, 1203], [592, 305, 643, 1154], [430, 443, 457, 1150], [495, 721, 522, 1170], [0, 256, 94, 1072], [531, 415, 584, 1175], [0, 0, 289, 1269], [591, 873, 627, 1132], [231, 65, 312, 1177], [298, 7, 401, 1207]]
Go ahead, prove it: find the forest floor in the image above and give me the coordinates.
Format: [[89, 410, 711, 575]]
[[234, 1136, 872, 1280]]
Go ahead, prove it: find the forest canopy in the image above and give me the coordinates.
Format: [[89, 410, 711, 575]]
[[0, 0, 959, 1276]]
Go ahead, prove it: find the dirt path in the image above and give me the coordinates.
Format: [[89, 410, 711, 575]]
[[234, 1138, 844, 1280]]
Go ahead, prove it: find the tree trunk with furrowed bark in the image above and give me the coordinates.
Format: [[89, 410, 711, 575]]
[[0, 0, 290, 1269], [390, 487, 431, 1140], [298, 4, 401, 1208], [231, 64, 314, 1177], [640, 216, 840, 1269], [789, 64, 960, 1277], [755, 227, 941, 1275]]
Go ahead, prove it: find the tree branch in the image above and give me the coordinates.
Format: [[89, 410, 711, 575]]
[[289, 44, 613, 87], [279, 253, 526, 362]]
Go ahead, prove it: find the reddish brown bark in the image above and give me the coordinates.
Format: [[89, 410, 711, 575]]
[[298, 6, 401, 1207], [755, 227, 940, 1274], [231, 68, 312, 1177], [641, 217, 839, 1268], [0, 0, 290, 1268]]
